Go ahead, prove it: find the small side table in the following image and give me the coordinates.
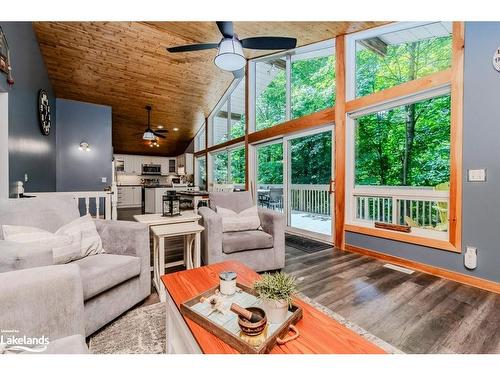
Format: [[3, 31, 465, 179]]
[[151, 222, 204, 301]]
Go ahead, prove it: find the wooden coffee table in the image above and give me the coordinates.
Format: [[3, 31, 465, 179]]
[[161, 261, 386, 354]]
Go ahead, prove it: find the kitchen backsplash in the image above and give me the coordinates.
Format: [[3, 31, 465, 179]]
[[116, 174, 194, 186]]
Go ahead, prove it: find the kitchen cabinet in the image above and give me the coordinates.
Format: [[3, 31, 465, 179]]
[[123, 155, 142, 175], [117, 186, 142, 207], [176, 153, 193, 175], [114, 154, 183, 176]]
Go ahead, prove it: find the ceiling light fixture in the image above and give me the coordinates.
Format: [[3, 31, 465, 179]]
[[214, 38, 246, 72], [173, 127, 179, 131], [78, 141, 91, 152], [143, 130, 156, 141]]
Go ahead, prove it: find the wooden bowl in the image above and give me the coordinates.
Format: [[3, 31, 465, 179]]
[[238, 307, 267, 336]]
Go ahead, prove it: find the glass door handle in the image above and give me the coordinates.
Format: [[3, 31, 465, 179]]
[[329, 179, 335, 194]]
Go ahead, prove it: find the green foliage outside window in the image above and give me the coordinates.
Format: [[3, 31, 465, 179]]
[[355, 95, 451, 187], [356, 36, 452, 97], [291, 55, 335, 119], [257, 143, 283, 185], [230, 147, 246, 184]]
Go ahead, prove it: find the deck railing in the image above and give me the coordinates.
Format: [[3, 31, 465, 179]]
[[352, 186, 449, 230], [28, 190, 117, 220], [257, 184, 331, 215]]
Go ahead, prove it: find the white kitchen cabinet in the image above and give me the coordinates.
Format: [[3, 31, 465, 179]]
[[176, 153, 193, 175], [117, 186, 142, 207], [124, 155, 142, 175]]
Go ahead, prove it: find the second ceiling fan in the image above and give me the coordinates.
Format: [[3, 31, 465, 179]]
[[134, 105, 168, 142], [166, 21, 297, 78]]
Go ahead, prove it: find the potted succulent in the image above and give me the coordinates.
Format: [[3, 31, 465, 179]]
[[253, 272, 297, 324]]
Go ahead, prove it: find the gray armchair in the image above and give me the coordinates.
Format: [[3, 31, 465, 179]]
[[0, 263, 88, 354], [199, 191, 285, 272], [0, 196, 150, 349]]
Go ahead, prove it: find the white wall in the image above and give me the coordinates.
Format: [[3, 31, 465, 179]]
[[0, 93, 8, 198]]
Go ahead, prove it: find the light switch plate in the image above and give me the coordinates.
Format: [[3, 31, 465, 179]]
[[101, 177, 107, 183], [467, 169, 487, 182]]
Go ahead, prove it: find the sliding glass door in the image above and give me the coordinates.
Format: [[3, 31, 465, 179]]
[[285, 127, 334, 240], [256, 141, 284, 212], [253, 125, 334, 242]]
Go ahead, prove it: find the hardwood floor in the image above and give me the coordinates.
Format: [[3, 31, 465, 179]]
[[119, 208, 500, 354], [284, 246, 500, 354]]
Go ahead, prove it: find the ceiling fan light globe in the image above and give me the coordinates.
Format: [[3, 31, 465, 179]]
[[214, 38, 246, 72], [143, 131, 156, 141]]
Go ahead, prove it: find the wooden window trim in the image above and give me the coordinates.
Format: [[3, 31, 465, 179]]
[[334, 35, 346, 249], [343, 22, 464, 253], [247, 107, 335, 145]]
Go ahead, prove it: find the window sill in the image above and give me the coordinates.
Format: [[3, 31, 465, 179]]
[[345, 223, 460, 253]]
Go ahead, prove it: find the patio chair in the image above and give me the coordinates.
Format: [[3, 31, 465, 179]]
[[268, 187, 283, 211]]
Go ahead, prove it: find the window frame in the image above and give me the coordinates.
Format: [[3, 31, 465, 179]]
[[207, 141, 246, 191], [346, 21, 453, 102], [249, 39, 335, 134], [343, 22, 464, 253], [208, 77, 245, 147], [346, 88, 452, 242]]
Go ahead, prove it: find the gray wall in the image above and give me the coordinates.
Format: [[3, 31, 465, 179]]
[[347, 22, 500, 283], [56, 99, 112, 192], [0, 22, 57, 192]]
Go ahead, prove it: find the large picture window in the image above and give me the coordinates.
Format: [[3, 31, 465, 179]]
[[255, 57, 287, 131], [194, 124, 206, 152], [291, 48, 335, 119], [355, 22, 452, 97], [211, 145, 246, 189], [350, 93, 451, 237], [252, 40, 335, 132], [211, 78, 246, 146]]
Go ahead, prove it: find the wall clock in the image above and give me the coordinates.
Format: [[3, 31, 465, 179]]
[[38, 89, 51, 136], [493, 47, 500, 72]]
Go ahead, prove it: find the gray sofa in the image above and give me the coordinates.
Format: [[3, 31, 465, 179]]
[[199, 191, 285, 272], [0, 196, 150, 353]]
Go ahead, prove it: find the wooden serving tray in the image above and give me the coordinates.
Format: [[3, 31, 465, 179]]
[[180, 282, 303, 354]]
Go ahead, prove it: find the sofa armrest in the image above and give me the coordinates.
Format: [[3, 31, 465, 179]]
[[198, 207, 224, 265], [94, 219, 150, 298], [258, 208, 285, 268], [0, 264, 85, 342], [0, 240, 54, 273]]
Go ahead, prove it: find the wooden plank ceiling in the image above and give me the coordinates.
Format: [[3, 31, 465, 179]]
[[33, 21, 386, 156]]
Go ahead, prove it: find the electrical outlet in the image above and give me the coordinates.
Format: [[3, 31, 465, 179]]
[[464, 246, 477, 270], [24, 173, 28, 182], [467, 169, 486, 182], [101, 177, 107, 183]]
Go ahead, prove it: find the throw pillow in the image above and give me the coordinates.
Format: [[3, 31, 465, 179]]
[[216, 205, 261, 232], [2, 225, 82, 264], [56, 214, 104, 258]]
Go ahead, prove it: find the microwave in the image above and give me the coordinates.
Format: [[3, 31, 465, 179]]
[[142, 164, 162, 175]]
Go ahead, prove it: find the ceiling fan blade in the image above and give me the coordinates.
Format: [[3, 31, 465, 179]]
[[216, 21, 234, 38], [166, 43, 218, 53], [154, 133, 166, 139], [232, 68, 245, 79], [240, 36, 297, 50], [154, 129, 168, 133]]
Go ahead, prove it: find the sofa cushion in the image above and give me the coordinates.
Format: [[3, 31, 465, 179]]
[[2, 225, 82, 264], [56, 214, 104, 259], [209, 191, 253, 213], [75, 254, 141, 300], [217, 205, 262, 232], [222, 230, 273, 254], [0, 196, 80, 239]]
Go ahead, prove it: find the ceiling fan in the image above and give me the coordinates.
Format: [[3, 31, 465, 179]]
[[166, 21, 297, 78], [134, 105, 168, 141]]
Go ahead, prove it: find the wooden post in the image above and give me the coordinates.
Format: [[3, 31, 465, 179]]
[[334, 35, 346, 250], [449, 21, 465, 252]]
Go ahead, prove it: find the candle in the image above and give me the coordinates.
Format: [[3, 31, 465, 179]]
[[219, 271, 237, 295]]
